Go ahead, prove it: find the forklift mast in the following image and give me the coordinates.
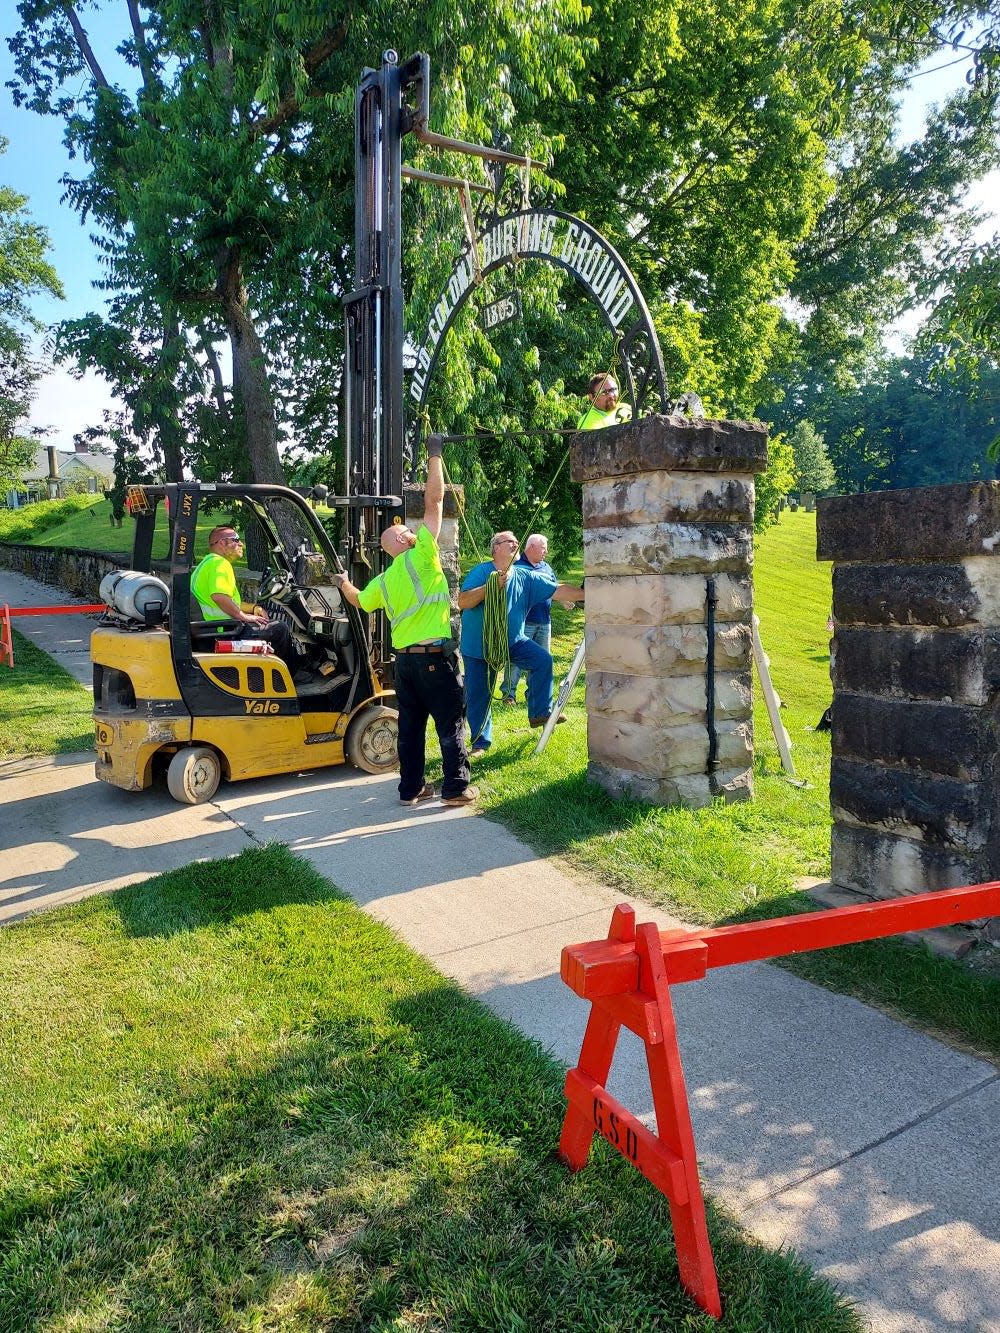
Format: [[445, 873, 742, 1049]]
[[342, 52, 541, 675], [343, 51, 428, 670]]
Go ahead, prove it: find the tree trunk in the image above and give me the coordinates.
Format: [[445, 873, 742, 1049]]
[[157, 310, 186, 482], [221, 253, 285, 484]]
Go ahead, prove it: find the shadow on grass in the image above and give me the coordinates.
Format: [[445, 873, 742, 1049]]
[[480, 769, 656, 860], [108, 843, 346, 939], [0, 976, 860, 1333]]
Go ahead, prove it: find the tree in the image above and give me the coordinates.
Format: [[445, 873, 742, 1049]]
[[0, 135, 63, 464], [0, 433, 36, 498], [403, 0, 923, 552], [754, 433, 796, 531], [789, 420, 835, 494], [8, 1, 584, 487], [919, 235, 1000, 374], [754, 4, 998, 435], [821, 353, 1000, 493]]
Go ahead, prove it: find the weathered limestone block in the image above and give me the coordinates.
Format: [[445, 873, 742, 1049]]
[[572, 414, 768, 482], [831, 626, 1000, 705], [584, 621, 750, 677], [582, 472, 754, 528], [831, 695, 990, 782], [403, 482, 464, 520], [818, 481, 1000, 564], [587, 669, 752, 728], [832, 824, 983, 899], [584, 573, 752, 626], [588, 761, 751, 809], [587, 715, 752, 778], [819, 482, 1000, 941], [831, 561, 1000, 628], [830, 757, 987, 850], [583, 522, 753, 576]]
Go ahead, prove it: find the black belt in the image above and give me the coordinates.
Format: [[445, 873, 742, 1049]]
[[398, 644, 444, 654]]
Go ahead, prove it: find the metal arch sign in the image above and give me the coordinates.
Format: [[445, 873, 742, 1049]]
[[408, 208, 668, 446]]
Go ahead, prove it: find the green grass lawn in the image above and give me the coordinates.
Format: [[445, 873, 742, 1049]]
[[0, 845, 860, 1331], [4, 492, 188, 558], [0, 631, 95, 759], [0, 494, 118, 549]]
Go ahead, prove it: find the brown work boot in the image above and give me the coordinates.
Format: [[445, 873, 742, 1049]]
[[400, 782, 435, 806], [529, 714, 567, 728], [441, 785, 480, 807]]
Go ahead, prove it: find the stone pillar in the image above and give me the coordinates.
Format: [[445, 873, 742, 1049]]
[[571, 415, 768, 808], [818, 482, 1000, 943]]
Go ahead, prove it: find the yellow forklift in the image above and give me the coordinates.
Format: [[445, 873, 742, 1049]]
[[92, 54, 430, 805], [92, 482, 400, 803]]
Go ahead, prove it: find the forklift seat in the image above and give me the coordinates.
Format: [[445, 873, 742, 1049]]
[[191, 602, 244, 651], [333, 617, 356, 675]]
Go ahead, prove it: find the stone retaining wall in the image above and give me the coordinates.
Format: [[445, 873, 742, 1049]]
[[818, 482, 1000, 942], [571, 415, 768, 808], [0, 542, 130, 599], [1, 541, 256, 605]]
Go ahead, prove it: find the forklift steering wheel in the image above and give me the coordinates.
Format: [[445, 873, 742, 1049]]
[[258, 566, 292, 601]]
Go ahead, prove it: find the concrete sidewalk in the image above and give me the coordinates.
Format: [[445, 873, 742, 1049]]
[[1, 567, 998, 1333], [1, 567, 103, 686]]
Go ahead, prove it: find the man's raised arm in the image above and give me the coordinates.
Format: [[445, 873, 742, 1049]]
[[421, 434, 445, 541]]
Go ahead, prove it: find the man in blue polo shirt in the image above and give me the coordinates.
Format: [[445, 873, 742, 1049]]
[[458, 531, 560, 754], [500, 533, 584, 706]]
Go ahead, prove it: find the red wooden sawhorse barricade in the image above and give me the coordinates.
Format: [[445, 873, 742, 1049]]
[[0, 602, 105, 669], [557, 881, 1000, 1319]]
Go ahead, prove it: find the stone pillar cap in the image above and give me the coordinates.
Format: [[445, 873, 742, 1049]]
[[571, 414, 768, 483], [818, 482, 1000, 562]]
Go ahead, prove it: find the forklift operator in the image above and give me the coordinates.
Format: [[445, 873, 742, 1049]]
[[334, 438, 477, 809], [191, 526, 301, 672]]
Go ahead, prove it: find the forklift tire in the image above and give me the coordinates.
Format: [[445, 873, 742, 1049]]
[[345, 705, 399, 775], [166, 746, 223, 805]]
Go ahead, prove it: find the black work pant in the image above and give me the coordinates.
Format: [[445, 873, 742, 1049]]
[[394, 650, 470, 800], [235, 620, 299, 672]]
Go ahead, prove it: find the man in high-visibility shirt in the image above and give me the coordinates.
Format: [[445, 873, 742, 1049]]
[[334, 436, 476, 809], [575, 371, 633, 430], [191, 525, 300, 671]]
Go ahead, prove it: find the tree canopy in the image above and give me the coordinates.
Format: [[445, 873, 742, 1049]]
[[6, 0, 999, 538], [0, 134, 63, 467]]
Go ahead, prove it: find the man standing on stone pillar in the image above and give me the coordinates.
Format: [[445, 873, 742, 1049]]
[[576, 372, 633, 431]]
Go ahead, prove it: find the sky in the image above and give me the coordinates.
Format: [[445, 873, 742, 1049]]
[[1, 13, 997, 449]]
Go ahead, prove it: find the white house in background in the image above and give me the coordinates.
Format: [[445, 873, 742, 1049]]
[[8, 442, 116, 506]]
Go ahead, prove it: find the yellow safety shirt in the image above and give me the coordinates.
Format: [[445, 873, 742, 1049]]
[[357, 526, 451, 649]]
